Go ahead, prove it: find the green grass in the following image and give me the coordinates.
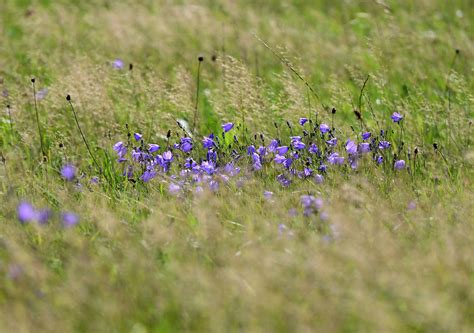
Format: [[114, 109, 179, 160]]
[[0, 0, 473, 332]]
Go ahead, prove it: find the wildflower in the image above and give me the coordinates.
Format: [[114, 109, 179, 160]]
[[299, 117, 308, 126], [62, 212, 79, 228], [61, 164, 76, 181], [318, 164, 328, 172], [303, 167, 313, 177], [209, 180, 219, 192], [148, 144, 160, 153], [276, 146, 289, 155], [326, 137, 338, 146], [277, 174, 291, 187], [379, 140, 391, 150], [134, 133, 142, 141], [247, 145, 256, 155], [222, 122, 234, 133], [345, 140, 358, 155], [180, 137, 193, 153], [394, 159, 406, 170], [162, 151, 173, 162], [283, 157, 293, 169], [328, 152, 344, 165], [267, 139, 279, 153], [17, 202, 36, 223], [359, 142, 371, 153], [252, 153, 262, 170], [257, 146, 267, 156], [314, 174, 324, 184], [113, 141, 127, 158], [36, 88, 48, 101], [291, 138, 306, 150], [169, 183, 181, 195], [319, 123, 330, 134], [202, 134, 215, 148], [141, 169, 156, 182], [112, 59, 124, 69], [407, 201, 417, 210], [263, 191, 273, 200], [90, 176, 99, 184], [308, 143, 319, 154], [376, 155, 383, 164], [362, 132, 371, 140], [37, 209, 52, 225], [274, 154, 286, 164], [201, 161, 215, 175], [391, 112, 404, 123], [207, 148, 217, 162]]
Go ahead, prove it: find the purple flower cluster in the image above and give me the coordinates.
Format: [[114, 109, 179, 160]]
[[112, 114, 408, 194], [17, 201, 79, 227]]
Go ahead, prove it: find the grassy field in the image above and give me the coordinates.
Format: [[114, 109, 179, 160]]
[[0, 0, 473, 332]]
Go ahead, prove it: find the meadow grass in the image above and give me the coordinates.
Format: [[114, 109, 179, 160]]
[[0, 1, 473, 332]]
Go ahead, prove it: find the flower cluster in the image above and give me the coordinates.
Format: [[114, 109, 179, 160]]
[[17, 201, 79, 227], [112, 112, 407, 194]]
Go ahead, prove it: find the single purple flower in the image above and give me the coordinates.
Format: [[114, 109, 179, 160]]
[[169, 183, 181, 195], [222, 122, 234, 133], [247, 145, 256, 155], [379, 140, 391, 150], [163, 151, 173, 162], [391, 112, 404, 123], [319, 123, 330, 134], [394, 159, 406, 170], [328, 152, 344, 165], [276, 146, 289, 155], [201, 161, 215, 175], [180, 137, 193, 153], [277, 174, 291, 187], [112, 59, 124, 69], [62, 212, 79, 228], [292, 139, 306, 150], [359, 142, 371, 153], [148, 144, 160, 153], [326, 137, 338, 146], [267, 139, 279, 153], [61, 164, 76, 181], [209, 180, 219, 192], [17, 202, 37, 223], [376, 155, 383, 164], [345, 140, 358, 155], [37, 209, 52, 225], [283, 157, 293, 169], [303, 167, 313, 177], [141, 169, 156, 182], [202, 134, 215, 148], [134, 133, 142, 141], [362, 132, 371, 140], [299, 117, 308, 126], [318, 164, 328, 173], [263, 191, 273, 200], [314, 174, 324, 184], [308, 143, 319, 154], [252, 153, 262, 170], [113, 141, 127, 158], [36, 88, 49, 101]]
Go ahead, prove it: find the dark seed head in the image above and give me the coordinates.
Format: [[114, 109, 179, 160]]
[[129, 63, 133, 71], [211, 55, 217, 62], [198, 55, 204, 62], [167, 129, 171, 138], [66, 94, 71, 101], [332, 107, 336, 114], [433, 143, 438, 150], [31, 78, 35, 83], [354, 110, 362, 120], [455, 49, 460, 54]]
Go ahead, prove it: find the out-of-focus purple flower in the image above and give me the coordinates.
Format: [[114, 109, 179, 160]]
[[112, 59, 124, 69], [257, 146, 266, 156], [222, 122, 234, 133], [224, 163, 240, 177], [345, 140, 358, 155], [360, 142, 371, 153], [274, 154, 286, 164], [35, 88, 49, 101], [278, 223, 287, 235], [201, 161, 215, 175], [315, 174, 324, 184], [202, 134, 215, 148], [180, 137, 193, 153], [394, 159, 406, 170], [407, 201, 417, 210], [301, 195, 323, 216], [17, 202, 36, 223], [320, 211, 329, 221], [277, 174, 291, 187], [267, 139, 279, 153], [376, 155, 383, 164], [326, 137, 337, 146], [264, 191, 273, 201], [61, 164, 76, 181], [90, 176, 99, 184], [209, 180, 219, 192], [247, 145, 256, 155], [391, 112, 404, 123], [309, 143, 319, 154], [62, 212, 79, 228], [303, 167, 313, 177], [134, 133, 142, 141], [379, 140, 391, 150], [362, 132, 371, 140], [328, 152, 344, 165], [299, 118, 308, 126], [319, 123, 330, 134], [148, 144, 160, 153], [37, 209, 52, 225], [169, 183, 181, 195], [8, 264, 23, 280], [276, 146, 289, 155], [113, 141, 127, 158], [207, 148, 217, 162], [2, 89, 8, 97]]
